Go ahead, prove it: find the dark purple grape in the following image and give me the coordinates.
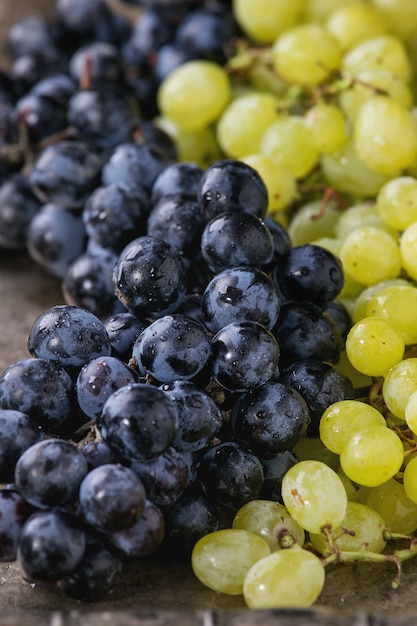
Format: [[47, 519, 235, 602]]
[[0, 409, 43, 483], [7, 16, 54, 59], [130, 446, 190, 506], [123, 8, 174, 67], [150, 162, 203, 204], [69, 42, 124, 86], [152, 43, 198, 85], [102, 141, 172, 192], [323, 299, 352, 348], [15, 438, 88, 508], [260, 449, 299, 503], [263, 217, 292, 261], [17, 509, 86, 582], [103, 312, 147, 362], [0, 174, 42, 250], [78, 463, 146, 532], [99, 383, 178, 463], [79, 440, 118, 471], [11, 49, 69, 96], [106, 499, 165, 558], [0, 489, 36, 561]]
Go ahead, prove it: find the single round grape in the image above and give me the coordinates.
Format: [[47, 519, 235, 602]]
[[341, 34, 412, 83], [309, 501, 387, 555], [337, 467, 371, 505], [320, 399, 387, 455], [232, 500, 305, 551], [340, 425, 404, 487], [243, 547, 325, 609], [241, 154, 296, 215], [272, 23, 342, 87], [339, 226, 401, 286], [157, 60, 231, 132], [372, 0, 417, 42], [292, 437, 340, 473], [365, 284, 417, 346], [335, 202, 396, 240], [232, 0, 306, 44], [304, 102, 347, 154], [191, 528, 270, 595], [366, 478, 417, 535], [352, 278, 410, 324], [345, 317, 404, 377], [0, 410, 43, 484], [326, 4, 388, 50], [155, 116, 223, 169], [287, 200, 341, 246], [281, 460, 347, 534], [377, 176, 417, 231], [383, 358, 417, 420]]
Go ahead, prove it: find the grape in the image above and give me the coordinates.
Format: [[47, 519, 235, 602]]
[[309, 501, 387, 555], [326, 3, 388, 50], [243, 546, 325, 608], [0, 410, 43, 484], [305, 0, 361, 23], [340, 425, 404, 487], [241, 154, 296, 215], [353, 96, 417, 176], [157, 60, 231, 132], [287, 200, 341, 246], [335, 202, 396, 240], [365, 285, 417, 346], [337, 467, 371, 505], [352, 278, 410, 324], [191, 528, 270, 595], [106, 499, 166, 559], [341, 34, 412, 83], [339, 226, 401, 286], [154, 116, 223, 168], [405, 391, 417, 435], [232, 500, 305, 551], [271, 23, 342, 87], [320, 399, 387, 455], [232, 0, 306, 44], [292, 437, 339, 473], [371, 0, 417, 43], [377, 176, 417, 231], [281, 460, 348, 534], [366, 478, 417, 535], [400, 222, 417, 281], [403, 456, 417, 504], [382, 358, 417, 420], [130, 447, 190, 507], [304, 102, 347, 154], [345, 317, 404, 377], [0, 489, 36, 562]]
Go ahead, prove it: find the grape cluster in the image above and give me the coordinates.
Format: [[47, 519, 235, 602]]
[[1, 0, 417, 612]]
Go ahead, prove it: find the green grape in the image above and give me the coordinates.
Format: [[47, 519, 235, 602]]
[[292, 437, 340, 472], [271, 23, 342, 87], [320, 399, 387, 455], [405, 391, 417, 435], [247, 62, 289, 97], [281, 460, 347, 534], [305, 0, 360, 23], [340, 425, 404, 487], [354, 96, 417, 177], [321, 137, 390, 197], [232, 0, 307, 44], [366, 285, 417, 345], [335, 203, 397, 240], [304, 102, 347, 154], [341, 34, 412, 83], [335, 350, 373, 391], [157, 60, 231, 132], [339, 226, 401, 286], [337, 466, 371, 504], [371, 0, 417, 43], [243, 546, 325, 608], [232, 500, 305, 551], [261, 116, 319, 179], [287, 201, 341, 246], [352, 278, 410, 324], [309, 501, 387, 555], [217, 93, 281, 159], [400, 222, 417, 282], [403, 455, 417, 503], [345, 317, 404, 377], [339, 68, 413, 121], [383, 358, 417, 420], [326, 4, 388, 51], [366, 477, 417, 534], [241, 154, 296, 214], [191, 528, 270, 595], [154, 116, 222, 168], [377, 176, 417, 231]]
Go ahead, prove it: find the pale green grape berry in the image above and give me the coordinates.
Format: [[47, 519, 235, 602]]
[[335, 203, 397, 240], [304, 102, 347, 154], [272, 23, 342, 87], [352, 278, 410, 324], [217, 93, 281, 159], [345, 317, 404, 377], [309, 501, 387, 555], [157, 60, 231, 132], [335, 350, 373, 391], [337, 466, 371, 504], [232, 0, 307, 44], [366, 477, 417, 534], [281, 460, 347, 534], [326, 3, 388, 50], [232, 500, 305, 551], [241, 154, 296, 214], [320, 399, 387, 455], [154, 116, 222, 168], [377, 176, 417, 231], [191, 528, 270, 595], [340, 425, 404, 487], [371, 0, 417, 43], [306, 0, 361, 23], [339, 226, 401, 286], [341, 34, 412, 83], [405, 391, 417, 435], [403, 454, 417, 503], [261, 116, 319, 179], [243, 546, 325, 609], [400, 222, 417, 282], [383, 358, 417, 420], [321, 137, 390, 197], [354, 96, 417, 176], [287, 200, 341, 246], [292, 437, 340, 472], [366, 285, 417, 345]]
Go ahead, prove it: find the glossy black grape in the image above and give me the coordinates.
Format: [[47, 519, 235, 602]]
[[130, 446, 190, 506], [197, 159, 268, 220], [323, 299, 352, 348], [263, 216, 292, 261], [103, 312, 147, 362], [281, 358, 355, 436], [0, 489, 36, 562], [79, 440, 118, 470], [123, 8, 174, 67], [132, 314, 211, 383], [15, 438, 88, 509], [99, 383, 178, 463], [7, 15, 54, 59], [76, 356, 139, 420], [17, 509, 86, 582], [202, 266, 281, 333], [69, 42, 125, 86], [161, 380, 223, 452], [201, 211, 274, 273], [11, 49, 69, 96], [211, 321, 280, 392], [102, 141, 172, 192], [113, 235, 187, 317], [150, 162, 203, 204], [0, 409, 43, 483], [27, 304, 112, 371], [78, 463, 146, 532], [231, 382, 310, 457], [198, 441, 264, 511], [0, 174, 42, 250], [106, 499, 165, 558], [260, 449, 299, 503]]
